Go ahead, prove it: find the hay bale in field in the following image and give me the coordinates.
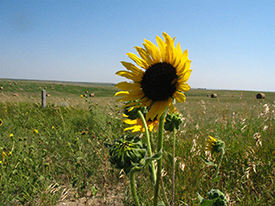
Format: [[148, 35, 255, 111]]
[[0, 87, 3, 90], [211, 93, 218, 98], [89, 93, 95, 97], [46, 94, 50, 97], [256, 93, 265, 99]]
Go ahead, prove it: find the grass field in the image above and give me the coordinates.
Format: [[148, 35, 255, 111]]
[[0, 79, 274, 205]]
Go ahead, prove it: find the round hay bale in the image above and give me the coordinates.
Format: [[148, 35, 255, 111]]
[[46, 94, 50, 97], [0, 87, 3, 90], [211, 93, 218, 98], [89, 93, 95, 97], [256, 93, 265, 99]]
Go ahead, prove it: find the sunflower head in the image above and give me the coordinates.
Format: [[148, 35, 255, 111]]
[[115, 32, 192, 121], [205, 136, 225, 154], [0, 119, 2, 126]]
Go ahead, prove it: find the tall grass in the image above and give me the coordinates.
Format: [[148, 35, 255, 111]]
[[0, 100, 124, 205], [0, 80, 274, 205]]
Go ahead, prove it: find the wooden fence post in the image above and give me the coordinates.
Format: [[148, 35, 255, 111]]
[[41, 90, 46, 108]]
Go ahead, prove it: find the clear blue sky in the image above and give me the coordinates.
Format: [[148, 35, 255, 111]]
[[1, 0, 274, 91]]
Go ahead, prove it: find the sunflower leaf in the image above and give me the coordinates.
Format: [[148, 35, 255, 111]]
[[164, 150, 174, 166], [144, 150, 163, 166], [200, 156, 217, 167]]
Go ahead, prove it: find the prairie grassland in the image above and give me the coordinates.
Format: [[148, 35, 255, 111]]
[[0, 80, 274, 205]]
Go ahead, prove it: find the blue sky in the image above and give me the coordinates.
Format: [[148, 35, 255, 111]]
[[1, 0, 274, 91]]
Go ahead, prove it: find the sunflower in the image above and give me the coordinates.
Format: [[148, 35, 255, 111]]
[[115, 32, 192, 120], [123, 115, 159, 133], [205, 135, 225, 153], [205, 136, 218, 152], [0, 119, 2, 126]]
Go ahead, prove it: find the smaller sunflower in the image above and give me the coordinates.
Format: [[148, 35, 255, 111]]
[[0, 119, 2, 126], [123, 115, 159, 133], [205, 135, 225, 153]]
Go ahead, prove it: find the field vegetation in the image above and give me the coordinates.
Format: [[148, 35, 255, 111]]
[[0, 79, 274, 205]]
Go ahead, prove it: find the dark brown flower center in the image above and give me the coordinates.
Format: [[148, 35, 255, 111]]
[[141, 63, 178, 101]]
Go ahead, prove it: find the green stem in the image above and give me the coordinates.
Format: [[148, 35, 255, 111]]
[[138, 110, 156, 184], [153, 111, 166, 206], [130, 170, 141, 206], [213, 150, 224, 180], [172, 127, 176, 206]]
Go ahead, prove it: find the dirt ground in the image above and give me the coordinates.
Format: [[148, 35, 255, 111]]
[[56, 185, 125, 206]]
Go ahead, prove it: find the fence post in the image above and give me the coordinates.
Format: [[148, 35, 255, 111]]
[[41, 90, 46, 108]]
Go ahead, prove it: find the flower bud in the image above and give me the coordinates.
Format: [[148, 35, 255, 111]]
[[105, 135, 146, 174], [164, 111, 183, 132]]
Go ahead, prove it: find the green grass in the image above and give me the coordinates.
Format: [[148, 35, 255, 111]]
[[0, 79, 274, 205]]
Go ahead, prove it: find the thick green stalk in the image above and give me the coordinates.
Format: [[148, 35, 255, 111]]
[[137, 110, 156, 184], [153, 111, 166, 206], [130, 170, 141, 206], [172, 126, 176, 206]]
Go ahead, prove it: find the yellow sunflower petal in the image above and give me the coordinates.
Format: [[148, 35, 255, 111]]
[[163, 32, 175, 64], [115, 92, 144, 102], [172, 42, 182, 68], [175, 49, 189, 72], [124, 125, 141, 132], [177, 59, 191, 76], [176, 82, 190, 92], [116, 70, 142, 82], [127, 53, 149, 69], [143, 39, 161, 64], [178, 69, 192, 83], [168, 101, 175, 113], [114, 91, 129, 97], [123, 119, 138, 125], [147, 100, 170, 120], [115, 81, 141, 90], [140, 97, 153, 107], [156, 35, 166, 62], [135, 46, 153, 65], [121, 61, 144, 77], [174, 91, 186, 103]]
